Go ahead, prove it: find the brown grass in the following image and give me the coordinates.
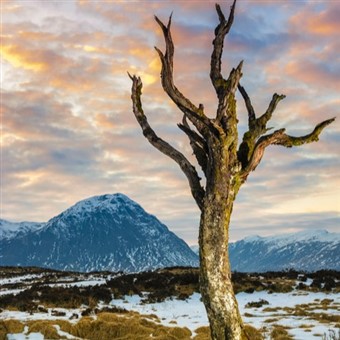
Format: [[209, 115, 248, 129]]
[[193, 326, 211, 340], [264, 318, 280, 323], [0, 320, 25, 340], [60, 312, 193, 340], [192, 325, 264, 340], [244, 312, 254, 317], [0, 315, 268, 340], [299, 324, 314, 329], [311, 313, 340, 323], [27, 320, 63, 339], [270, 325, 294, 340], [263, 307, 282, 313], [243, 324, 264, 340]]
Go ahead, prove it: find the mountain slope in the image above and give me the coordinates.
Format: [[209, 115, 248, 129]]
[[228, 230, 340, 272], [0, 194, 198, 272]]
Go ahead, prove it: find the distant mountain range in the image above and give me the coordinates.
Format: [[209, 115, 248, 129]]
[[228, 230, 340, 272], [2, 194, 339, 273], [192, 230, 340, 272], [0, 194, 199, 272]]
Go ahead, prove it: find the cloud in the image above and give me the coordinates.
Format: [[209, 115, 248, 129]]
[[285, 59, 340, 93], [290, 2, 340, 36], [2, 0, 339, 244]]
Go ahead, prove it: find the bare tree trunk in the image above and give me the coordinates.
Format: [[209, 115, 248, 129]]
[[199, 145, 246, 340], [199, 202, 245, 339]]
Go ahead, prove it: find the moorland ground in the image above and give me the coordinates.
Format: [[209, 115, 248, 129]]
[[1, 267, 339, 339]]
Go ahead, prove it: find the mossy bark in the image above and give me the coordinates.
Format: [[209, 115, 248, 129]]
[[199, 199, 245, 340], [198, 137, 247, 340]]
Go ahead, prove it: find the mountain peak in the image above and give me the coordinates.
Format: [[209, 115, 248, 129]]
[[48, 193, 144, 224], [1, 193, 198, 272], [69, 193, 137, 210]]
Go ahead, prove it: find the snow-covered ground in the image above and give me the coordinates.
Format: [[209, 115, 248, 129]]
[[0, 274, 46, 286], [2, 271, 339, 339], [5, 289, 339, 339], [111, 290, 339, 339]]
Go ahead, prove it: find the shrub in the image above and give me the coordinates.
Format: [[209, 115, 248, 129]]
[[245, 299, 269, 308], [268, 283, 293, 293]]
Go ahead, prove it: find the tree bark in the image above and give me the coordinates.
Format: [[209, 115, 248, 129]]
[[199, 199, 246, 339], [198, 140, 247, 340]]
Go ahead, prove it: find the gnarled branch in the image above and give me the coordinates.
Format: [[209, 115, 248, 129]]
[[210, 1, 236, 95], [154, 15, 219, 138], [238, 83, 255, 124], [216, 61, 243, 124], [237, 84, 285, 168], [210, 2, 242, 138], [178, 115, 209, 176], [257, 93, 286, 129], [129, 73, 205, 210], [240, 117, 336, 181]]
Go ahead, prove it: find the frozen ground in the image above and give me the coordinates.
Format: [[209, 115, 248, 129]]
[[111, 290, 339, 339], [4, 290, 338, 339], [1, 269, 339, 339]]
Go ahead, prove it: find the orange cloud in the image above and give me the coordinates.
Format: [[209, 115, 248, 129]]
[[74, 44, 113, 55], [1, 45, 48, 71], [285, 60, 340, 92], [290, 3, 340, 36], [306, 11, 340, 35], [95, 113, 115, 129]]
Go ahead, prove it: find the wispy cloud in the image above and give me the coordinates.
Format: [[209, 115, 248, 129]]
[[2, 0, 339, 244]]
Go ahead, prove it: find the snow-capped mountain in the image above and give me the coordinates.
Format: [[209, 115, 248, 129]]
[[229, 230, 340, 272], [0, 219, 45, 240], [0, 194, 198, 272]]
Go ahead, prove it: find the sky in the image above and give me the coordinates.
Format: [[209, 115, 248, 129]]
[[1, 0, 339, 245]]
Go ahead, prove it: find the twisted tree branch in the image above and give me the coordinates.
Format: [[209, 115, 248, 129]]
[[210, 1, 242, 139], [257, 93, 286, 129], [240, 117, 336, 181], [154, 15, 219, 138], [210, 1, 237, 95], [129, 73, 205, 210], [238, 83, 256, 124], [237, 84, 286, 168], [178, 115, 209, 176]]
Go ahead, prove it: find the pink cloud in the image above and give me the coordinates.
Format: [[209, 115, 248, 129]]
[[2, 0, 339, 243], [290, 3, 340, 36]]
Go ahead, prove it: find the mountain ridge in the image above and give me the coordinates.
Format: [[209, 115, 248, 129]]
[[2, 195, 338, 273], [228, 229, 340, 272], [0, 194, 199, 272], [190, 229, 339, 272]]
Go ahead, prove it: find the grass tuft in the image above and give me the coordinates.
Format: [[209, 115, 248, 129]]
[[28, 320, 63, 339], [243, 324, 264, 340], [270, 325, 294, 340], [0, 320, 25, 340], [193, 326, 211, 340]]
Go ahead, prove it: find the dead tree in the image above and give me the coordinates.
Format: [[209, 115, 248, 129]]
[[128, 1, 335, 339]]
